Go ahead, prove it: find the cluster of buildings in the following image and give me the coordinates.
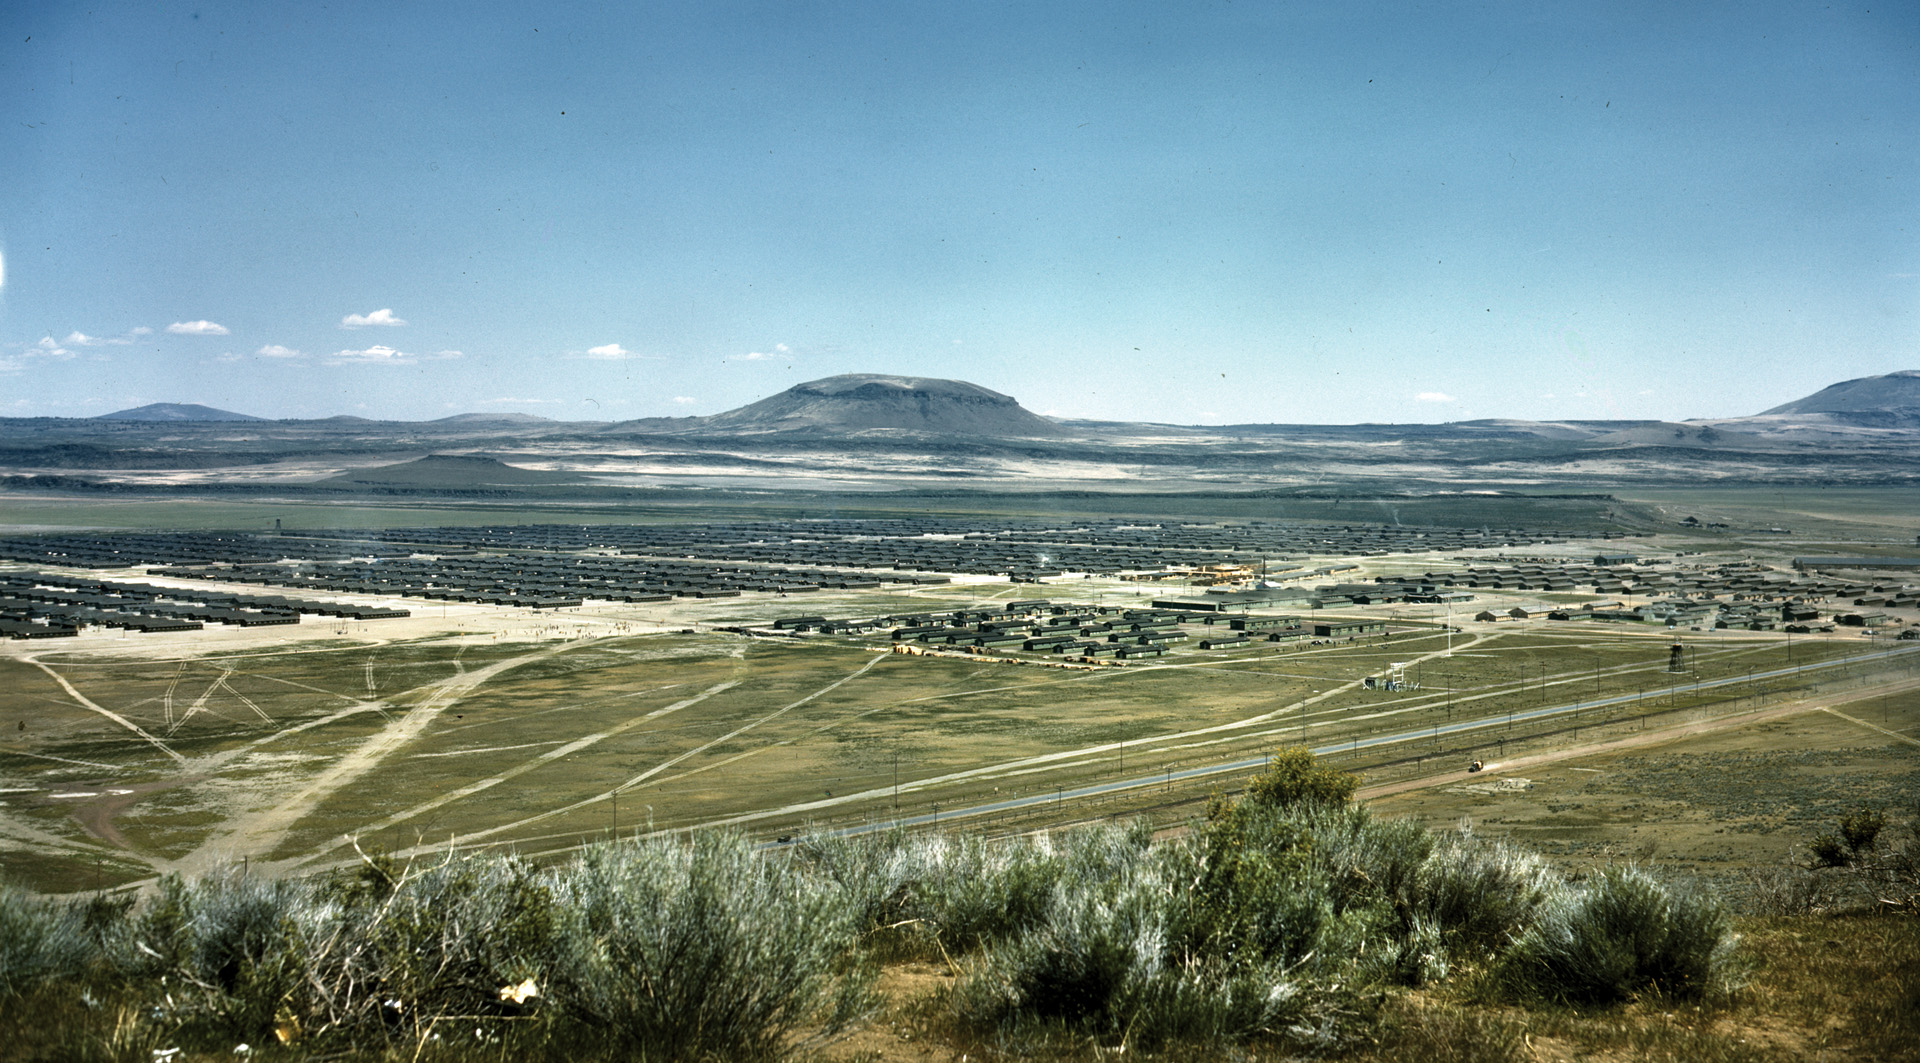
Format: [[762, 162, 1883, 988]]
[[0, 515, 1606, 584], [145, 553, 927, 609], [757, 599, 1385, 663], [0, 571, 408, 640]]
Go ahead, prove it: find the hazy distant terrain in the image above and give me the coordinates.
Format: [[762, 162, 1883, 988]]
[[3, 371, 1918, 498]]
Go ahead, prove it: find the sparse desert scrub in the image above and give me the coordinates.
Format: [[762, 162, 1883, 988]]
[[1746, 800, 1920, 916], [0, 749, 1770, 1061]]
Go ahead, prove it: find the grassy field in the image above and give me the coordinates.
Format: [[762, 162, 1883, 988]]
[[1, 584, 1912, 894], [1367, 685, 1920, 878], [0, 483, 1670, 533]]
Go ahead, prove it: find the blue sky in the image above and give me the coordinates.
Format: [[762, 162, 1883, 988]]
[[2, 1, 1913, 423]]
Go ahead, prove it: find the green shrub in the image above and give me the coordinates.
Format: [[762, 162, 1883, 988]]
[[1167, 798, 1322, 966], [1811, 834, 1853, 868], [1502, 866, 1737, 1003], [1244, 746, 1360, 810], [1840, 808, 1886, 855]]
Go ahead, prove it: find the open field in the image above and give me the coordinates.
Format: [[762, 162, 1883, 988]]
[[1363, 678, 1920, 875], [0, 483, 1701, 534], [1, 545, 1914, 894]]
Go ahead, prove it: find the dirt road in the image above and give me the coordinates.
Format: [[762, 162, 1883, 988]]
[[1357, 672, 1920, 803]]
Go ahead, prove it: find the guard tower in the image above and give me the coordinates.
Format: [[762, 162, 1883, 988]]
[[1668, 643, 1686, 673]]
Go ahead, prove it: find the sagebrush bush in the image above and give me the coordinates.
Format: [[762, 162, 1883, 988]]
[[902, 831, 1066, 951], [549, 831, 873, 1061], [1503, 866, 1737, 1003], [0, 884, 93, 996], [956, 855, 1310, 1047], [1413, 827, 1556, 954], [325, 852, 556, 1035], [130, 871, 321, 1038], [1742, 864, 1845, 916], [798, 821, 1154, 958]]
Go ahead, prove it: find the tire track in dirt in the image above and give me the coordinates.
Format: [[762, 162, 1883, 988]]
[[24, 657, 186, 765], [431, 653, 889, 854], [165, 641, 577, 877], [283, 678, 741, 870]]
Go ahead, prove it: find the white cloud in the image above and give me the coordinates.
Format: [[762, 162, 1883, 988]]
[[328, 345, 412, 364], [32, 337, 74, 359], [256, 344, 302, 358], [1416, 392, 1456, 403], [672, 395, 696, 405], [340, 308, 407, 328], [728, 342, 794, 362], [64, 328, 146, 347], [167, 320, 231, 336], [327, 345, 458, 365], [585, 343, 630, 359]]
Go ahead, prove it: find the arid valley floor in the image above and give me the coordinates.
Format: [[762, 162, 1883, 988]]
[[2, 485, 1914, 899]]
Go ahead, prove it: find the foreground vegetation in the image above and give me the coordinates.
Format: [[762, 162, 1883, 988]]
[[0, 749, 1913, 1062]]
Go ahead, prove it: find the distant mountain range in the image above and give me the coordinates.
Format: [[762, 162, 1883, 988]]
[[14, 368, 1915, 494], [86, 369, 1920, 435]]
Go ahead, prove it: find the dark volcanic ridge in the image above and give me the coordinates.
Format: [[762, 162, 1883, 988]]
[[319, 454, 582, 487], [691, 373, 1066, 437], [96, 403, 265, 422]]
